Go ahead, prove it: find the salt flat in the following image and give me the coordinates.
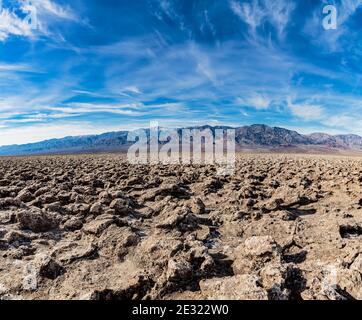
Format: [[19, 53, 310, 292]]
[[0, 153, 360, 300]]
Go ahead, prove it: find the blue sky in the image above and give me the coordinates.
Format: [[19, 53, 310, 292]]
[[1, 0, 362, 145]]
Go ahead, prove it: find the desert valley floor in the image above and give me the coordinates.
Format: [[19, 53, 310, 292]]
[[0, 153, 361, 300]]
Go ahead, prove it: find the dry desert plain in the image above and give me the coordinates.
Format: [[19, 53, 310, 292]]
[[0, 153, 361, 300]]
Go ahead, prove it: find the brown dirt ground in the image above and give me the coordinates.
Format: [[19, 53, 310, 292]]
[[0, 153, 361, 300]]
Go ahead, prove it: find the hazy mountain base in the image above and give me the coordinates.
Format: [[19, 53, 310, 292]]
[[0, 153, 360, 300]]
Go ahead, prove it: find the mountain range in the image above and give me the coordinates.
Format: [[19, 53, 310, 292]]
[[1, 124, 362, 156]]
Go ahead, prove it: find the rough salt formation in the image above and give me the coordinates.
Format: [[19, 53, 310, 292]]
[[0, 154, 361, 300]]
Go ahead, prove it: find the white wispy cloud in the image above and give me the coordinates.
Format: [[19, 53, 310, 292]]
[[0, 5, 34, 40], [156, 0, 192, 36], [200, 10, 216, 39], [237, 94, 272, 110], [49, 102, 146, 116], [123, 86, 142, 95], [263, 1, 295, 38], [0, 63, 34, 72], [230, 0, 264, 36], [31, 0, 76, 20], [287, 98, 325, 121], [229, 0, 295, 39], [0, 0, 78, 41], [190, 43, 219, 86]]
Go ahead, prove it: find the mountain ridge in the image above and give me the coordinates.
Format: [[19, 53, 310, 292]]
[[1, 124, 362, 156]]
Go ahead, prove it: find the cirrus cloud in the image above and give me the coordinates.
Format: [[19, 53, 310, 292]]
[[0, 0, 78, 41]]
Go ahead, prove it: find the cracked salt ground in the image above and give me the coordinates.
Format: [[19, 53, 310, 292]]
[[0, 153, 360, 300]]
